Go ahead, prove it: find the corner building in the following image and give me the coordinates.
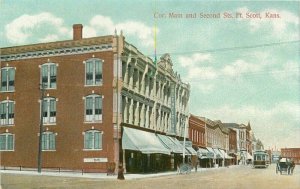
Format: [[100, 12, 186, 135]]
[[0, 24, 190, 173]]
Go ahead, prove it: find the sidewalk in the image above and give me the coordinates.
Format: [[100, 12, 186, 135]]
[[0, 165, 240, 180]]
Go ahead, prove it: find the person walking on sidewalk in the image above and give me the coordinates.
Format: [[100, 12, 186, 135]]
[[117, 164, 125, 180]]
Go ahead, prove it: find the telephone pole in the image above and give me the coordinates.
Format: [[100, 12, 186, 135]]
[[38, 83, 45, 173]]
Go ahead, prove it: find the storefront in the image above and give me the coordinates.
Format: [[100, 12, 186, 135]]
[[206, 147, 217, 168], [122, 127, 186, 173], [213, 148, 223, 167], [197, 147, 211, 168], [219, 149, 234, 166]]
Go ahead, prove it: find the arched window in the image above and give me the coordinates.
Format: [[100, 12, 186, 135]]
[[85, 58, 103, 86], [42, 132, 56, 151], [1, 67, 15, 92], [41, 63, 57, 89], [42, 97, 56, 124], [84, 130, 103, 150], [84, 94, 102, 122], [0, 133, 14, 151], [0, 100, 14, 125]]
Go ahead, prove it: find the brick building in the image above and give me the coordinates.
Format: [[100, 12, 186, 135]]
[[223, 122, 253, 165], [188, 114, 206, 167], [0, 24, 190, 173], [188, 114, 206, 148], [197, 118, 230, 167], [228, 128, 237, 165], [281, 148, 300, 165]]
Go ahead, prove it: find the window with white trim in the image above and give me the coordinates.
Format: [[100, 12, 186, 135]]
[[42, 97, 56, 124], [0, 100, 14, 125], [85, 58, 103, 86], [85, 94, 102, 122], [84, 130, 102, 150], [1, 67, 15, 92], [41, 63, 57, 89], [0, 133, 14, 151], [42, 132, 56, 151]]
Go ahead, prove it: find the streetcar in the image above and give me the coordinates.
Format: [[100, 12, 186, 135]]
[[253, 150, 270, 168]]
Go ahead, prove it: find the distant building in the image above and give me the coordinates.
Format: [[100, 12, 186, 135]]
[[189, 114, 206, 148], [256, 139, 264, 151], [270, 150, 281, 163], [281, 148, 300, 165], [199, 118, 230, 167], [223, 122, 253, 165], [228, 128, 237, 165]]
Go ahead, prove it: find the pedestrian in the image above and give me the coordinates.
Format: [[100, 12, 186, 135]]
[[117, 164, 125, 180], [195, 161, 198, 172], [290, 159, 295, 175]]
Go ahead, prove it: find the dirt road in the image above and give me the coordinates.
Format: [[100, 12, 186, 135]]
[[1, 164, 299, 189]]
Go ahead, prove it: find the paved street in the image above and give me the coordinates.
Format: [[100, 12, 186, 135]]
[[1, 164, 299, 189]]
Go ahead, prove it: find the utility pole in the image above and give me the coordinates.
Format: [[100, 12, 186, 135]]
[[182, 117, 187, 164], [38, 83, 45, 173], [114, 29, 120, 173]]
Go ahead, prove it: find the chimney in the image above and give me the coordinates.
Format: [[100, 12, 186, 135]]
[[73, 24, 83, 40]]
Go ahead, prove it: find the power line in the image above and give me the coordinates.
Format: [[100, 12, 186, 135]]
[[120, 40, 300, 59]]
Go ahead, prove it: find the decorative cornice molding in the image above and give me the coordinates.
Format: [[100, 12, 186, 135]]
[[1, 44, 113, 62]]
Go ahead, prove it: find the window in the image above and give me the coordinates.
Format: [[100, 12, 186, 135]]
[[42, 132, 55, 151], [0, 133, 14, 151], [41, 63, 57, 89], [84, 130, 102, 150], [85, 94, 102, 122], [1, 67, 15, 92], [42, 97, 56, 124], [0, 100, 14, 125], [85, 59, 103, 86]]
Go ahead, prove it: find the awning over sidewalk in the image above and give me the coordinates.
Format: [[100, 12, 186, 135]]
[[219, 149, 234, 159], [206, 147, 216, 158], [213, 148, 223, 159], [169, 137, 190, 155], [122, 127, 171, 155], [197, 148, 209, 159], [186, 147, 197, 155], [157, 134, 183, 154]]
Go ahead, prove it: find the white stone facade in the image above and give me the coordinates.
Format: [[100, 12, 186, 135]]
[[119, 42, 190, 138]]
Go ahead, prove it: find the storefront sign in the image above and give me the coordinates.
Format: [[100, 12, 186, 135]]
[[83, 158, 108, 163]]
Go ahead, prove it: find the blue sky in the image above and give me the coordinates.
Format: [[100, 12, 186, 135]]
[[1, 0, 299, 150]]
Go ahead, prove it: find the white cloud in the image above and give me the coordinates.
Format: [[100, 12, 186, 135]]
[[271, 61, 299, 83], [187, 66, 218, 81], [5, 12, 70, 44], [86, 15, 155, 47], [237, 7, 299, 39], [178, 53, 217, 93], [222, 59, 263, 77], [5, 13, 154, 48], [179, 53, 212, 68], [197, 102, 300, 149], [39, 34, 59, 43]]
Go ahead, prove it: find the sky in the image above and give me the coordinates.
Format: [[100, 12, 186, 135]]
[[0, 0, 299, 150]]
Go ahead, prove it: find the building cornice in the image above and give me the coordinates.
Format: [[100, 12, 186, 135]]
[[1, 36, 114, 62]]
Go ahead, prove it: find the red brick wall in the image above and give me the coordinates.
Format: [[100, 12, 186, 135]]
[[188, 115, 205, 147], [281, 148, 300, 165], [229, 129, 237, 153], [0, 50, 115, 171]]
